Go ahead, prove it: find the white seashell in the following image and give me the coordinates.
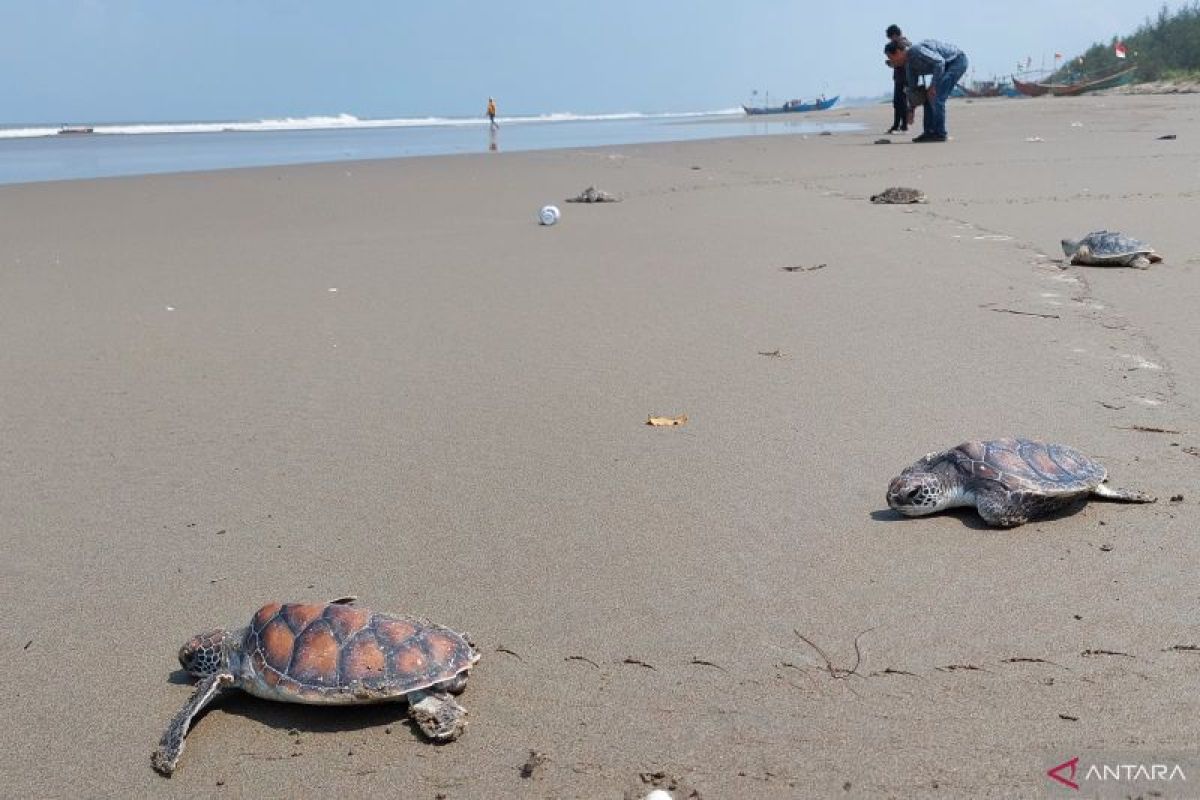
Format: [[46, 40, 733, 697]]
[[539, 205, 561, 225]]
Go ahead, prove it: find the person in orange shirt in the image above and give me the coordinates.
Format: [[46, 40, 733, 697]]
[[487, 97, 497, 128]]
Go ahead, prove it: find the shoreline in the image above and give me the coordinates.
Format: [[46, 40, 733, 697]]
[[11, 79, 1200, 188], [0, 108, 869, 188], [2, 93, 1198, 798]]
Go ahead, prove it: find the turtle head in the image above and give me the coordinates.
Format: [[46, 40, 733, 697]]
[[1061, 238, 1085, 259], [179, 629, 233, 677], [886, 471, 951, 516]]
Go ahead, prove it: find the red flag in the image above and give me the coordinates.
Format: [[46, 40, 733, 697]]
[[1054, 52, 1063, 60], [1115, 41, 1127, 58]]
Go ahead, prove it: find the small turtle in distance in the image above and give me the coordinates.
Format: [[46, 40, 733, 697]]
[[871, 187, 927, 204], [566, 186, 620, 203], [886, 438, 1155, 528], [1061, 231, 1163, 269], [152, 600, 479, 776]]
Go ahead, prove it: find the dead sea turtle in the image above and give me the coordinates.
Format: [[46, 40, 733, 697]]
[[566, 185, 620, 203], [1061, 231, 1163, 269], [886, 438, 1155, 527], [870, 187, 927, 204], [152, 600, 479, 776]]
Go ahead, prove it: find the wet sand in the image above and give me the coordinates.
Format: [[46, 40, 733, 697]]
[[2, 94, 1198, 799]]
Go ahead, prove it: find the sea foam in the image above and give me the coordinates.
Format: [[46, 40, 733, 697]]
[[0, 108, 745, 140]]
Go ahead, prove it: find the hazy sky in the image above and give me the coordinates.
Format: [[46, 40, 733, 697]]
[[0, 1, 1188, 122]]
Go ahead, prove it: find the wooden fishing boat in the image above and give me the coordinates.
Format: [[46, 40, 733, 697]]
[[1012, 77, 1050, 97], [1011, 66, 1137, 98], [961, 80, 1002, 98], [742, 95, 839, 115], [1048, 66, 1137, 96]]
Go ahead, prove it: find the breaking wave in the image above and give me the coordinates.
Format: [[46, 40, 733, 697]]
[[0, 109, 745, 140]]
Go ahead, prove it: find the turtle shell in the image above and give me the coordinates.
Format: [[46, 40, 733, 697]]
[[240, 602, 478, 704], [1080, 231, 1153, 258], [870, 187, 925, 204], [952, 438, 1106, 496]]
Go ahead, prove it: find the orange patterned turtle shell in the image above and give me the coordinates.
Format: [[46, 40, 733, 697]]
[[239, 602, 478, 704], [946, 438, 1106, 495]]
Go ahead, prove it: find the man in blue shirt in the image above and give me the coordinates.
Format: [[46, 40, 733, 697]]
[[885, 39, 968, 142]]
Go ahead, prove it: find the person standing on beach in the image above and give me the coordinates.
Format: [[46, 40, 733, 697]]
[[487, 97, 497, 129], [885, 25, 909, 133], [885, 38, 968, 143]]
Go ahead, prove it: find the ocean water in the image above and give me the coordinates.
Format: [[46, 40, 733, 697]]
[[0, 109, 865, 186]]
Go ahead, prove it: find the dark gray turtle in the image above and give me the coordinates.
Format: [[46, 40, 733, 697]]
[[1061, 231, 1162, 269], [152, 600, 479, 776], [886, 438, 1155, 527], [871, 187, 927, 204], [566, 185, 620, 203]]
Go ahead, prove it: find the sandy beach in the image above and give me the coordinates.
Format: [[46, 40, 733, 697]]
[[2, 94, 1198, 798]]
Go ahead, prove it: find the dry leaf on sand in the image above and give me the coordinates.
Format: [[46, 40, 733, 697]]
[[646, 414, 688, 427]]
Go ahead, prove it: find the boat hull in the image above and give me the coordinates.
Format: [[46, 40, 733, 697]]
[[1012, 77, 1050, 97], [1011, 66, 1136, 98], [743, 96, 839, 115]]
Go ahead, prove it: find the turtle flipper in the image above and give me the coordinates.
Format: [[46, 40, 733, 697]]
[[975, 488, 1027, 528], [433, 671, 470, 695], [408, 690, 468, 741], [1129, 255, 1152, 269], [152, 672, 235, 776], [1092, 484, 1156, 503]]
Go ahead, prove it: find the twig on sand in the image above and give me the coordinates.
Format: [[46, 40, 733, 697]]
[[1001, 656, 1069, 670], [622, 657, 657, 671], [689, 657, 726, 672], [1115, 425, 1182, 434], [981, 305, 1060, 319], [565, 655, 599, 668], [1081, 648, 1134, 658], [870, 666, 917, 677], [794, 627, 875, 679], [495, 646, 523, 661]]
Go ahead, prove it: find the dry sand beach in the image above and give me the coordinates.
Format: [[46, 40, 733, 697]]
[[2, 95, 1199, 798]]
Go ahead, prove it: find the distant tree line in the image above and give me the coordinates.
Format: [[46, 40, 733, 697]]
[[1052, 1, 1200, 82]]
